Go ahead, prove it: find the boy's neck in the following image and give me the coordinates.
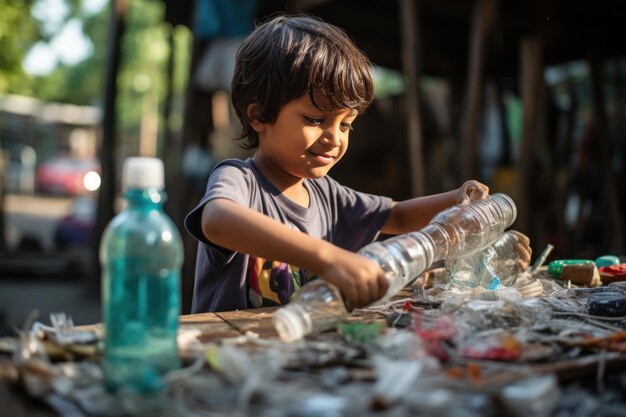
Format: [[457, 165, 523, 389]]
[[251, 155, 310, 208], [281, 185, 310, 208]]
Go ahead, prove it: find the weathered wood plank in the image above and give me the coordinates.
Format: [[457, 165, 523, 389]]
[[214, 307, 280, 339], [180, 312, 242, 343]]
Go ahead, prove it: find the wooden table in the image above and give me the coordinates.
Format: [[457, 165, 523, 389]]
[[3, 305, 626, 417], [180, 306, 282, 341], [0, 311, 262, 417], [2, 307, 374, 417]]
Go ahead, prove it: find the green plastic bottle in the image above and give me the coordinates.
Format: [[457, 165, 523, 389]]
[[100, 157, 183, 393], [547, 259, 593, 277]]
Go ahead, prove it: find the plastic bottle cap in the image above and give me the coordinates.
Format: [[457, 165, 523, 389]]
[[123, 157, 164, 189], [272, 304, 312, 342], [595, 255, 620, 268]]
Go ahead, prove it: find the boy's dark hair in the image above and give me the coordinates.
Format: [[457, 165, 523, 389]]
[[231, 14, 375, 149]]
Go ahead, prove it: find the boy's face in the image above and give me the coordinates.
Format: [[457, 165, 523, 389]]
[[252, 92, 358, 184]]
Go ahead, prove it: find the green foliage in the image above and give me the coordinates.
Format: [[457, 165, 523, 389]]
[[0, 0, 38, 94], [21, 0, 191, 155], [31, 5, 109, 105]]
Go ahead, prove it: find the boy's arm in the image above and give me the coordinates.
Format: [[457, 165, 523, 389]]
[[201, 198, 389, 308], [383, 183, 533, 271], [382, 180, 489, 235]]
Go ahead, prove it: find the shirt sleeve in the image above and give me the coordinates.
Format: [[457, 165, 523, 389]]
[[184, 159, 255, 245]]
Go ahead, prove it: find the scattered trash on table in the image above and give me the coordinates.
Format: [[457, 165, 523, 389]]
[[2, 259, 626, 416]]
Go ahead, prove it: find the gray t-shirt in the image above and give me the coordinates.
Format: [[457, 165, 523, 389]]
[[184, 158, 393, 313]]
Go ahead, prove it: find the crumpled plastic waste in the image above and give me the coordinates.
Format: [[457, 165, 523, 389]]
[[205, 343, 282, 408], [459, 330, 522, 361], [410, 310, 456, 361], [370, 354, 439, 408], [500, 374, 561, 417]]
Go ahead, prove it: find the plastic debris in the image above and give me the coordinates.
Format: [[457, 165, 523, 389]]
[[6, 255, 626, 417], [371, 355, 435, 408], [500, 374, 561, 417], [340, 321, 384, 344], [587, 291, 626, 317]]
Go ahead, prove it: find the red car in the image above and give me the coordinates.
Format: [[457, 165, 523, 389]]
[[36, 156, 101, 196]]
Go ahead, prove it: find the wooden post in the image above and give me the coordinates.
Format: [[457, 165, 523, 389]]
[[518, 37, 543, 236], [588, 54, 624, 254], [461, 0, 497, 181], [163, 24, 196, 314], [556, 78, 577, 256], [399, 0, 424, 197], [94, 0, 128, 282]]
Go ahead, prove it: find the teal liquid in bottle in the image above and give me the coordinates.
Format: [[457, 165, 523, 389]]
[[100, 157, 183, 394]]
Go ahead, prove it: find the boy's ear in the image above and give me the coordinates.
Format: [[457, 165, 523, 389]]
[[246, 103, 264, 133]]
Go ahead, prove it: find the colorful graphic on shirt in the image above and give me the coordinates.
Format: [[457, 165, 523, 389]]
[[246, 256, 310, 307]]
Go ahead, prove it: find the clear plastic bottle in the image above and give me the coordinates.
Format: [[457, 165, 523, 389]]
[[272, 194, 518, 341], [273, 279, 348, 342], [445, 230, 525, 291], [359, 193, 517, 300], [100, 157, 183, 393]]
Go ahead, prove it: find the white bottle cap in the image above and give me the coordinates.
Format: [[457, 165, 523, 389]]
[[122, 157, 164, 189], [273, 303, 311, 342]]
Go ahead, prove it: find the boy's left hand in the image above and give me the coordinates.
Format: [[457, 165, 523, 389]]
[[508, 230, 532, 271], [457, 180, 489, 204]]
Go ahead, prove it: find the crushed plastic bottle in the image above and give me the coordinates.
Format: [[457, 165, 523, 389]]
[[359, 193, 518, 301], [445, 230, 526, 292], [273, 279, 348, 342]]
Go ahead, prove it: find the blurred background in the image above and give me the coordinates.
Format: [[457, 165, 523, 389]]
[[0, 0, 624, 330]]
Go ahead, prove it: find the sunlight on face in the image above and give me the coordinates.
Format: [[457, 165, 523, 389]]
[[252, 92, 358, 187]]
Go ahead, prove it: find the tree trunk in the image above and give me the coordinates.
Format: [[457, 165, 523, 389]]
[[461, 0, 498, 180], [399, 0, 424, 197], [93, 0, 128, 284]]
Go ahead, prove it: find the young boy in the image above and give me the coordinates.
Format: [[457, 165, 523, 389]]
[[185, 14, 492, 313]]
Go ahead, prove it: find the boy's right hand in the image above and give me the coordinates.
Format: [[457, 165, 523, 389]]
[[456, 180, 489, 204], [318, 249, 389, 309]]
